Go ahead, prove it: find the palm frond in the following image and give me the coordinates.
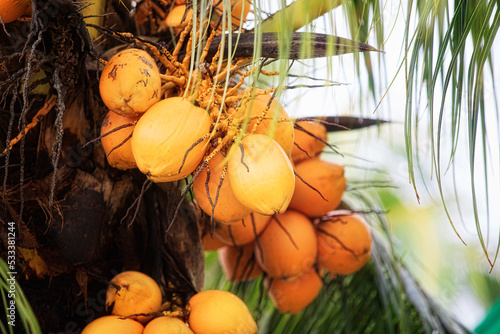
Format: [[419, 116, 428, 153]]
[[342, 0, 386, 102], [0, 258, 41, 334], [402, 0, 500, 265]]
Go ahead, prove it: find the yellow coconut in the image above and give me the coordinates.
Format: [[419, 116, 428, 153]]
[[266, 266, 323, 314], [165, 5, 193, 34], [0, 0, 31, 24], [227, 134, 295, 215], [192, 151, 252, 223], [144, 316, 193, 334], [219, 243, 263, 282], [289, 158, 346, 217], [291, 121, 327, 164], [214, 212, 271, 246], [81, 316, 144, 334], [99, 48, 161, 117], [254, 210, 317, 281], [316, 213, 372, 276], [106, 271, 162, 324], [131, 97, 212, 182], [100, 110, 139, 170], [188, 290, 257, 334], [202, 232, 226, 252], [197, 204, 227, 251], [213, 0, 252, 29], [239, 93, 294, 156]]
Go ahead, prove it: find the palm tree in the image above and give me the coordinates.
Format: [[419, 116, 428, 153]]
[[0, 0, 496, 332]]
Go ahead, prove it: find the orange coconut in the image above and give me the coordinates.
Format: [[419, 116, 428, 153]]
[[100, 111, 139, 170], [193, 151, 252, 223], [202, 232, 226, 251], [165, 5, 193, 34], [197, 204, 227, 251], [106, 271, 162, 324], [81, 315, 144, 334], [291, 121, 328, 163], [214, 212, 271, 246], [316, 213, 372, 276], [227, 134, 295, 215], [188, 290, 257, 334], [22, 3, 32, 16], [239, 93, 294, 156], [213, 0, 252, 28], [219, 243, 263, 282], [131, 97, 211, 182], [0, 0, 31, 24], [254, 210, 317, 281], [99, 48, 161, 117], [144, 316, 193, 334], [289, 158, 346, 217], [266, 266, 323, 314]]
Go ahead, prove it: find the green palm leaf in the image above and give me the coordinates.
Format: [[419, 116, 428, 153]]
[[0, 258, 41, 334], [402, 0, 500, 265]]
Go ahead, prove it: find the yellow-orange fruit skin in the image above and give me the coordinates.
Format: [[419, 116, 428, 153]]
[[99, 49, 161, 117], [22, 3, 32, 16], [81, 315, 144, 334], [291, 121, 327, 163], [188, 290, 258, 334], [289, 158, 346, 217], [255, 210, 317, 281], [316, 214, 372, 276], [266, 267, 323, 314], [106, 271, 162, 324], [144, 316, 193, 334], [240, 94, 294, 156], [202, 232, 226, 252], [214, 0, 252, 28], [165, 5, 193, 34], [0, 0, 31, 24], [100, 111, 139, 170], [197, 203, 227, 251], [228, 134, 295, 215], [131, 97, 211, 182], [214, 212, 271, 246], [219, 243, 263, 282], [193, 151, 252, 223]]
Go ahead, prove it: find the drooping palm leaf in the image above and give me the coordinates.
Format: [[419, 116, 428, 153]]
[[403, 0, 500, 265]]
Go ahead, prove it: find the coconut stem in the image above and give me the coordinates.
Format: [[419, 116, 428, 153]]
[[1, 94, 57, 157]]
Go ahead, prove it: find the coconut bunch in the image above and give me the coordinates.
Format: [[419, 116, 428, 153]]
[[98, 44, 297, 217], [96, 1, 297, 222], [201, 121, 373, 314], [95, 0, 367, 318], [82, 270, 257, 334]]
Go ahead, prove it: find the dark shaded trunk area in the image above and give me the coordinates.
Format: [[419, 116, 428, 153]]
[[0, 1, 204, 332]]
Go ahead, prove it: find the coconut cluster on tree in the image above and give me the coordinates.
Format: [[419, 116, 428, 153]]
[[0, 0, 427, 332]]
